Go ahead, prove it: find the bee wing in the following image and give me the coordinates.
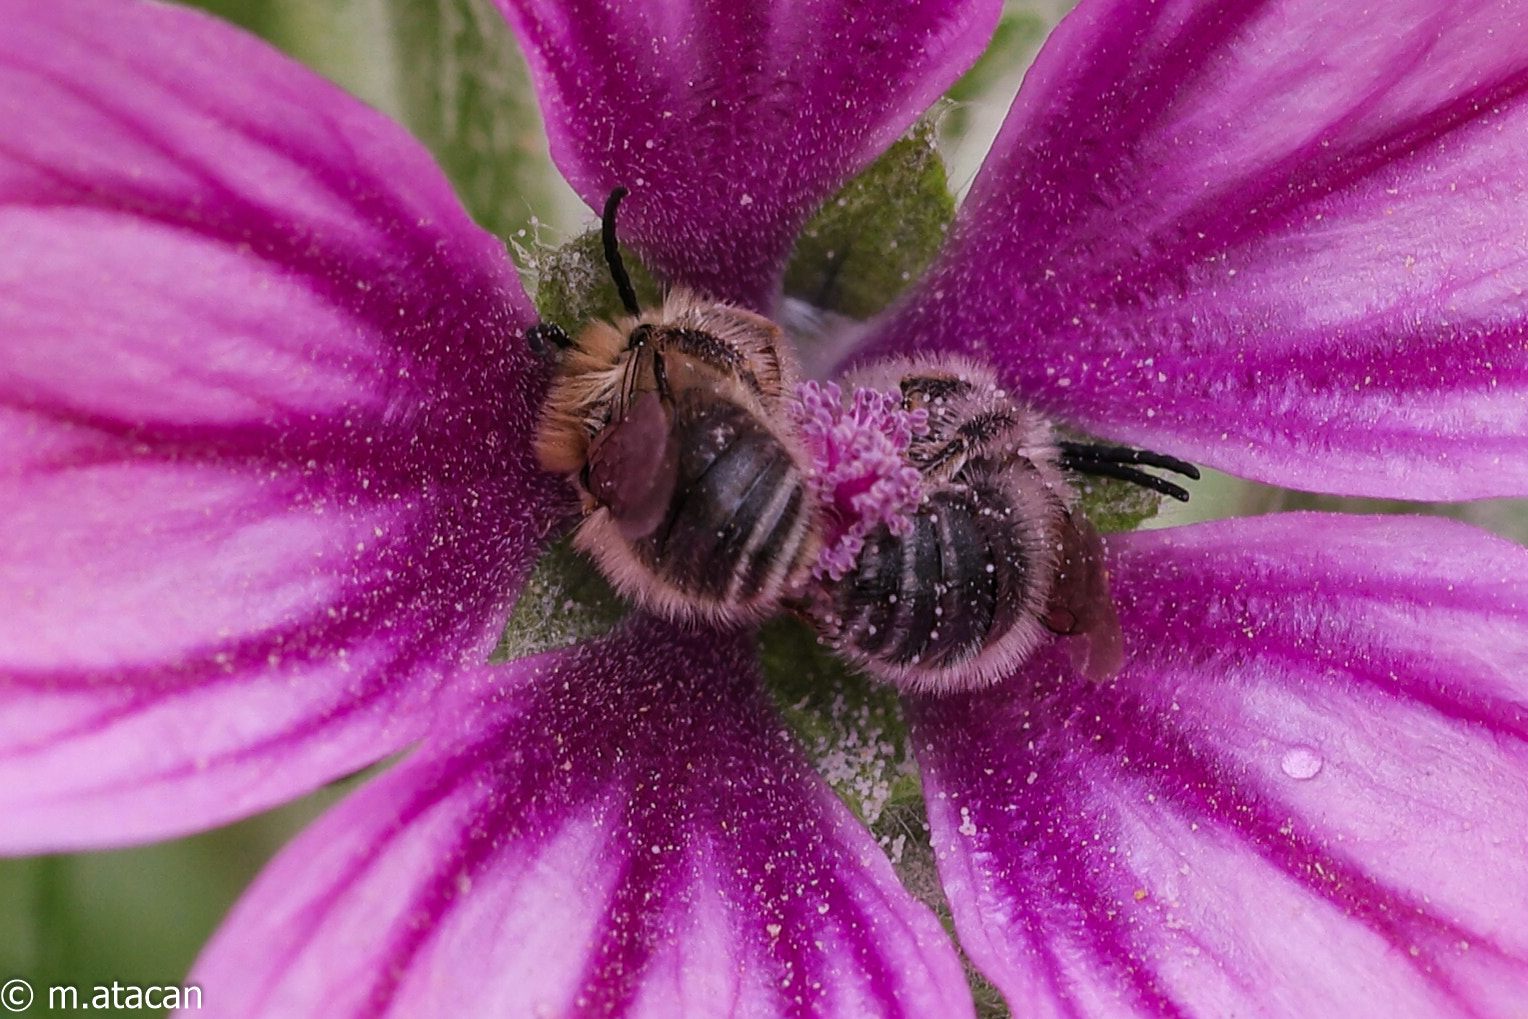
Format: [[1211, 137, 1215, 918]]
[[1045, 512, 1125, 681], [586, 388, 679, 541]]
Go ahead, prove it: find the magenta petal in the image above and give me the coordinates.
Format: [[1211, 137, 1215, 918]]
[[191, 618, 973, 1019], [493, 0, 1000, 311], [865, 0, 1528, 499], [910, 514, 1528, 1018], [0, 0, 563, 849]]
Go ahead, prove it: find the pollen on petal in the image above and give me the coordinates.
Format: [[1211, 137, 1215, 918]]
[[790, 380, 927, 580]]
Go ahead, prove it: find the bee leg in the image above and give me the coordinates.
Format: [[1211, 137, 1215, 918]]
[[651, 345, 673, 402], [918, 435, 967, 475], [1057, 441, 1199, 502], [525, 322, 572, 359], [1045, 511, 1124, 680]]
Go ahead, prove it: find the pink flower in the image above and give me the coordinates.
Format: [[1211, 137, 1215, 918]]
[[3, 0, 1527, 1016]]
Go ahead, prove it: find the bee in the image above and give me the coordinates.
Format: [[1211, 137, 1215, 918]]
[[532, 189, 820, 626], [797, 355, 1198, 693]]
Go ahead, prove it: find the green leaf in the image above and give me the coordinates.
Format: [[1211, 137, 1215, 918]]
[[0, 777, 367, 1013], [171, 0, 266, 33]]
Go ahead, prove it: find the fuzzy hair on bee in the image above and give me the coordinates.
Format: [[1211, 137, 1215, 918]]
[[798, 354, 1197, 693], [533, 190, 820, 627], [535, 290, 796, 479], [799, 355, 1084, 692]]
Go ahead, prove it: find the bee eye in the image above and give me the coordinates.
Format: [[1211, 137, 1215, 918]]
[[626, 323, 654, 351]]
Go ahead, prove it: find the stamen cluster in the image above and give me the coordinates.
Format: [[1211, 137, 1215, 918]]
[[789, 380, 929, 581]]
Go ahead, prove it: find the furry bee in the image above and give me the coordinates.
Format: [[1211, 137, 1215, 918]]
[[533, 190, 820, 625], [798, 355, 1198, 693]]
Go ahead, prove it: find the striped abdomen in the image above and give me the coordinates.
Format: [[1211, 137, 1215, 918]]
[[627, 391, 815, 616], [815, 482, 1056, 691]]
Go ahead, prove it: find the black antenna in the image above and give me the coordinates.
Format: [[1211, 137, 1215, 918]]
[[602, 187, 641, 317], [1058, 441, 1201, 503]]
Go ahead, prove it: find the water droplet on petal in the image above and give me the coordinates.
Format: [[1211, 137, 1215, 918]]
[[1280, 745, 1324, 780]]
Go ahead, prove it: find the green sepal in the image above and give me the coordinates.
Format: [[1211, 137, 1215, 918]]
[[757, 617, 920, 828], [529, 229, 662, 335], [491, 538, 631, 663], [759, 621, 1010, 1015], [783, 120, 955, 320], [868, 798, 1013, 1019], [1072, 474, 1165, 535]]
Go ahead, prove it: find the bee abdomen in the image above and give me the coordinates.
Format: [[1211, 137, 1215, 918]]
[[634, 394, 813, 614], [822, 485, 1035, 680]]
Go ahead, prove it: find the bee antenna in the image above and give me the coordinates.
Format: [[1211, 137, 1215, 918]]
[[602, 187, 642, 317]]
